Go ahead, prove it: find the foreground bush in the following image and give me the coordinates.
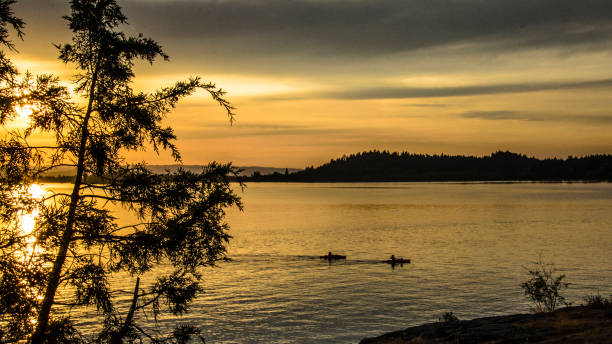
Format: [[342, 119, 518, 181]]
[[520, 259, 570, 313]]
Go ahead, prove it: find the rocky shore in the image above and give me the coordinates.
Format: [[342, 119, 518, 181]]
[[360, 305, 612, 343]]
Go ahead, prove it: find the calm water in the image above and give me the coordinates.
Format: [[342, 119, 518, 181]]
[[51, 182, 612, 343]]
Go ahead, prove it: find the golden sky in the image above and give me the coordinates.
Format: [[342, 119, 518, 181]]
[[7, 0, 612, 168]]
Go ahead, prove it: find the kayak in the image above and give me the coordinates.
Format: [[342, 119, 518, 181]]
[[320, 254, 346, 260], [382, 258, 410, 264]]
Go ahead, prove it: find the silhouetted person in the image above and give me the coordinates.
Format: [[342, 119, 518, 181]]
[[320, 252, 346, 260], [390, 254, 395, 262]]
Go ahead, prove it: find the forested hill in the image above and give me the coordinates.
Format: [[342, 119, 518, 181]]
[[248, 151, 612, 182]]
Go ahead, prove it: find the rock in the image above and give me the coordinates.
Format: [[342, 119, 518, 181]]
[[360, 305, 612, 343]]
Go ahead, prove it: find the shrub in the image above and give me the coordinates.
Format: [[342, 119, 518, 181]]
[[520, 259, 570, 312], [584, 294, 612, 308], [438, 311, 459, 322]]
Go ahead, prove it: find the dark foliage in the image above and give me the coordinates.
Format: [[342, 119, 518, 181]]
[[0, 0, 23, 124], [520, 259, 570, 313], [250, 150, 612, 182], [583, 294, 612, 308], [0, 1, 239, 343], [438, 312, 459, 323]]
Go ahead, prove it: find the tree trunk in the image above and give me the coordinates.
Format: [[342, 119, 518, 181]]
[[113, 277, 140, 343], [30, 69, 98, 344]]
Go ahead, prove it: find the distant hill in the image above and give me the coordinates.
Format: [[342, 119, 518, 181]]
[[248, 150, 612, 182]]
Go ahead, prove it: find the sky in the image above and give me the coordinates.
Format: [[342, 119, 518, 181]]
[[7, 0, 612, 167]]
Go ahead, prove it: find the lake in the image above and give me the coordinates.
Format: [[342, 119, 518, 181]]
[[51, 182, 612, 343]]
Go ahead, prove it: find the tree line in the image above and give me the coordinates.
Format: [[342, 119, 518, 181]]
[[249, 150, 612, 182]]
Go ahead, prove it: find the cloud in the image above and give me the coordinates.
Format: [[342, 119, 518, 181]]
[[404, 103, 450, 108], [461, 111, 528, 120], [20, 1, 612, 56], [114, 0, 612, 57], [460, 110, 612, 124], [14, 0, 612, 77], [261, 77, 612, 100], [174, 123, 352, 139]]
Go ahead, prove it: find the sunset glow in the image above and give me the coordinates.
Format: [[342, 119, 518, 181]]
[[1, 1, 611, 343], [8, 0, 612, 167], [15, 104, 33, 123]]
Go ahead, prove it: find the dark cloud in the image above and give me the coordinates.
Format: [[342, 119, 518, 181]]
[[460, 110, 612, 123], [118, 0, 612, 57], [13, 0, 612, 76], [339, 77, 612, 99], [267, 77, 612, 100]]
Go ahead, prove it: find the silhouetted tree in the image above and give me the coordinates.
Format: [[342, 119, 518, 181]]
[[0, 1, 240, 343]]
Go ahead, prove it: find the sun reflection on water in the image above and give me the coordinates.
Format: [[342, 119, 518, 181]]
[[20, 184, 45, 237], [15, 183, 48, 253]]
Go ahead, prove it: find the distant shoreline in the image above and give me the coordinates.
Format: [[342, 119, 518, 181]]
[[36, 176, 612, 184], [238, 179, 612, 184], [35, 150, 612, 184]]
